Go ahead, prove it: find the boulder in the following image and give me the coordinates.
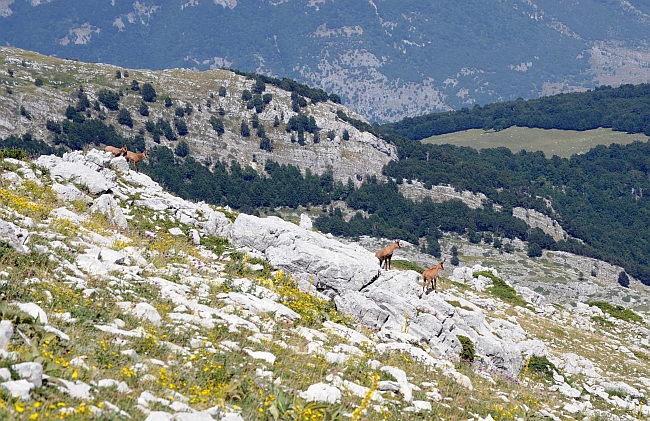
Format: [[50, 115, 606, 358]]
[[0, 220, 29, 253], [11, 362, 43, 387], [90, 194, 128, 229], [51, 182, 92, 203], [0, 379, 34, 400], [227, 214, 379, 294], [110, 156, 130, 174], [14, 303, 47, 324], [299, 382, 341, 403], [201, 209, 232, 237], [132, 303, 162, 327], [36, 153, 116, 195], [299, 214, 313, 230], [0, 320, 13, 351]]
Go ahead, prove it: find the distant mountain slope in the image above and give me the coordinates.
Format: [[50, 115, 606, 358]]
[[1, 0, 650, 122], [0, 47, 394, 186]]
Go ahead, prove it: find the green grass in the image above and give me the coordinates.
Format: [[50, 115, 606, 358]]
[[447, 300, 474, 312], [588, 301, 643, 323], [473, 270, 530, 308], [390, 259, 425, 274], [421, 126, 648, 158]]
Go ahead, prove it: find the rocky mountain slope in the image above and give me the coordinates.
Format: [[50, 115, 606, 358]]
[[1, 1, 650, 122], [0, 148, 649, 420], [0, 47, 394, 184]]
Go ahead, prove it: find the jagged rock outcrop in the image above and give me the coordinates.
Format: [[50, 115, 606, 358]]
[[226, 213, 379, 295], [225, 212, 532, 376], [512, 207, 568, 241]]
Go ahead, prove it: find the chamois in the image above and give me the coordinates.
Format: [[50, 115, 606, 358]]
[[125, 150, 148, 173], [105, 145, 127, 157], [375, 240, 401, 270], [422, 258, 445, 294]]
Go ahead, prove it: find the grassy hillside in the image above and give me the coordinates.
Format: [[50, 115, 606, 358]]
[[422, 127, 650, 158]]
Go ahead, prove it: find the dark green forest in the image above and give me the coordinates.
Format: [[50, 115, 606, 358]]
[[4, 80, 650, 285], [381, 84, 650, 139]]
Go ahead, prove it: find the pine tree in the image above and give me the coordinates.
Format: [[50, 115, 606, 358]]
[[240, 120, 250, 137], [141, 83, 157, 102]]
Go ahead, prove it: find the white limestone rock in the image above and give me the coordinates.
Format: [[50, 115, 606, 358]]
[[515, 285, 547, 307], [217, 292, 300, 321], [0, 320, 13, 351], [14, 302, 47, 324], [90, 194, 128, 229], [243, 348, 276, 364], [50, 207, 86, 224], [201, 209, 232, 237], [380, 366, 412, 402], [132, 303, 163, 327], [0, 379, 34, 400], [144, 412, 173, 421], [189, 228, 201, 245], [226, 214, 380, 293], [557, 353, 602, 379], [51, 182, 92, 203], [11, 362, 43, 387], [299, 382, 341, 403], [0, 220, 29, 253], [110, 156, 130, 173], [36, 152, 116, 195], [168, 227, 184, 236], [600, 381, 643, 399], [56, 378, 93, 399], [299, 213, 313, 230]]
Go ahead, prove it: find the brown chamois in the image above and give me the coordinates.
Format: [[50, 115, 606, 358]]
[[422, 258, 445, 294], [105, 145, 127, 157], [125, 150, 149, 173], [375, 240, 401, 270]]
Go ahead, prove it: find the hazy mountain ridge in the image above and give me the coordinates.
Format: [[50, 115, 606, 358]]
[[1, 0, 650, 122]]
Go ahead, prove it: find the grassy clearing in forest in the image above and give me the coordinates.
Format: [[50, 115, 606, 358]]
[[422, 126, 648, 158]]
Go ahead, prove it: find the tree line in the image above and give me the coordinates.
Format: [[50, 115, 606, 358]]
[[381, 84, 650, 140]]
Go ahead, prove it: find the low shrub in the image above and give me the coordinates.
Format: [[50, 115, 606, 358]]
[[457, 335, 475, 362], [473, 271, 529, 308], [526, 355, 557, 381], [588, 301, 642, 323]]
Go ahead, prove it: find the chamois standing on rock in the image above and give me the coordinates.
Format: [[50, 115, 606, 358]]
[[375, 240, 401, 270], [422, 258, 445, 294], [105, 145, 127, 157], [125, 150, 148, 173]]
